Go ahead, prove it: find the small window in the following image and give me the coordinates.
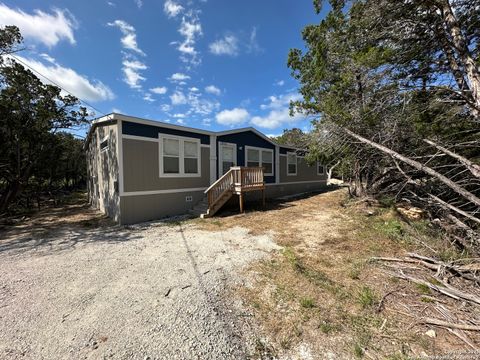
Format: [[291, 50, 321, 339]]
[[287, 152, 297, 176], [317, 163, 325, 175], [160, 135, 200, 177], [100, 137, 109, 151]]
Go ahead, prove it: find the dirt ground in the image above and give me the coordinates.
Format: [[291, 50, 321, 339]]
[[0, 200, 281, 359], [198, 188, 480, 359], [1, 189, 478, 359]]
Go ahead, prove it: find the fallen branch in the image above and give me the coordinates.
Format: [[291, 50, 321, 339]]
[[389, 271, 480, 305], [341, 127, 480, 207], [422, 317, 480, 331]]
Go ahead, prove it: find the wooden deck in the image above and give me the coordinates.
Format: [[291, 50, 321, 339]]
[[202, 167, 266, 217]]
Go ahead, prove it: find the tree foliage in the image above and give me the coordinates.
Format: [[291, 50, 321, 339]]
[[288, 1, 480, 250], [0, 26, 88, 213]]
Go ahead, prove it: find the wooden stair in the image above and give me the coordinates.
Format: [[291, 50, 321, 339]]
[[196, 167, 265, 218]]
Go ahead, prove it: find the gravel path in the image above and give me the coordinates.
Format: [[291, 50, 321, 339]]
[[0, 221, 281, 359]]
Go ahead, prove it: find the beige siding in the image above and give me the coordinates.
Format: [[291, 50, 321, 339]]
[[86, 123, 120, 222], [123, 138, 210, 192], [279, 155, 327, 183], [120, 191, 205, 224]]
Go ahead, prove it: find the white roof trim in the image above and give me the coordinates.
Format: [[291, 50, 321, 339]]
[[216, 127, 279, 146], [87, 113, 307, 151]]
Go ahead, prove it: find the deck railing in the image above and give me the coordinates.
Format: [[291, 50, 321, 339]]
[[204, 167, 265, 210]]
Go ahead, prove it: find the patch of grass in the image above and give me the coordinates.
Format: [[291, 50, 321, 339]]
[[357, 286, 377, 309], [300, 297, 315, 308], [415, 283, 431, 295], [378, 195, 396, 208], [354, 343, 364, 358], [283, 247, 303, 271], [438, 247, 469, 262], [420, 296, 434, 303], [210, 220, 223, 227], [319, 321, 339, 334], [375, 219, 404, 241], [349, 261, 365, 280]]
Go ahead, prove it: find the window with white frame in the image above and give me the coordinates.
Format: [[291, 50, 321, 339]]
[[160, 135, 200, 177], [317, 162, 325, 175], [287, 152, 297, 175], [245, 147, 274, 176]]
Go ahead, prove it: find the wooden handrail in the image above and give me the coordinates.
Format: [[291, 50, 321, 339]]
[[205, 167, 265, 210]]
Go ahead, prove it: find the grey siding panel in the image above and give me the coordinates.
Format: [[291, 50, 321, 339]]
[[120, 191, 204, 224], [279, 156, 326, 183], [86, 123, 120, 222], [123, 139, 210, 192]]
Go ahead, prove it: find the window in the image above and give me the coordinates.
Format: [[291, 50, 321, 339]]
[[287, 152, 297, 175], [159, 135, 201, 177], [262, 150, 273, 175], [100, 136, 109, 152], [245, 146, 274, 176], [184, 140, 198, 174], [220, 143, 236, 175], [317, 163, 325, 175]]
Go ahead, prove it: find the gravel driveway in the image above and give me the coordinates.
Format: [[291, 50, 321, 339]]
[[0, 219, 281, 359]]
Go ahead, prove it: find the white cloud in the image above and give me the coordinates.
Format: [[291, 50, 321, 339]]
[[260, 92, 302, 110], [275, 80, 285, 86], [173, 113, 186, 118], [202, 118, 212, 126], [12, 55, 114, 102], [246, 26, 262, 54], [189, 86, 199, 92], [250, 92, 304, 129], [209, 35, 239, 56], [164, 0, 184, 18], [134, 0, 143, 9], [170, 90, 187, 105], [160, 103, 172, 112], [216, 108, 249, 126], [169, 72, 190, 82], [205, 85, 221, 96], [150, 86, 167, 94], [122, 58, 147, 89], [250, 108, 303, 129], [107, 2, 116, 7], [108, 20, 145, 56], [177, 11, 202, 65], [143, 93, 154, 102], [0, 4, 76, 48], [176, 119, 185, 124]]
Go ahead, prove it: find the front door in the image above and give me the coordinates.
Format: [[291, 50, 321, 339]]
[[219, 142, 236, 176]]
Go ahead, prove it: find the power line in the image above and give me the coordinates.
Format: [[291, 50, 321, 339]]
[[8, 54, 107, 116]]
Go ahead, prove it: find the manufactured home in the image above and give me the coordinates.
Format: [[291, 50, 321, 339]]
[[85, 113, 327, 224]]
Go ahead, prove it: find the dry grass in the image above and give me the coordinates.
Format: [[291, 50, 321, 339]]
[[198, 188, 478, 359]]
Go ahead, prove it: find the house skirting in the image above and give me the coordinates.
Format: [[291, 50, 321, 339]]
[[120, 190, 205, 224], [119, 180, 327, 224]]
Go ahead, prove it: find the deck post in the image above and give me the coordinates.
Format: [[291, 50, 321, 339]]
[[239, 193, 244, 213]]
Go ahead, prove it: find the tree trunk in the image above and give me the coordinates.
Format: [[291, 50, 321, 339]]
[[441, 0, 480, 115], [423, 139, 480, 178], [341, 127, 480, 207], [327, 160, 341, 182]]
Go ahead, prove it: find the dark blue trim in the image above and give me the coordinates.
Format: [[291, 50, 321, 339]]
[[217, 130, 276, 184], [280, 146, 295, 155], [122, 121, 210, 144]]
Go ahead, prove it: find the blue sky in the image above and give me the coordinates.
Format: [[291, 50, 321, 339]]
[[1, 0, 326, 137]]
